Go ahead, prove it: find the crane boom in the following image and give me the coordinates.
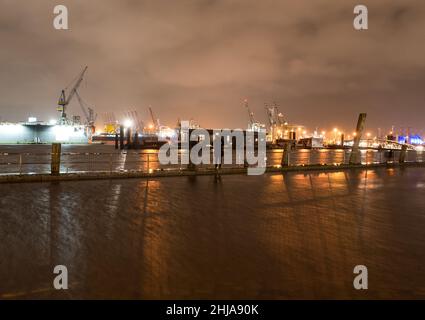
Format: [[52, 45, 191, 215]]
[[58, 66, 89, 124], [148, 106, 160, 129], [244, 99, 255, 125], [75, 90, 97, 126]]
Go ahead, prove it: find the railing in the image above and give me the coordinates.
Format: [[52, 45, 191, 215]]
[[0, 149, 423, 176]]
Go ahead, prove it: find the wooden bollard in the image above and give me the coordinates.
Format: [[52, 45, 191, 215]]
[[51, 143, 61, 176], [133, 132, 139, 148], [349, 113, 367, 165], [187, 129, 196, 170], [119, 125, 124, 150], [281, 143, 290, 167], [126, 127, 132, 148], [399, 145, 408, 163]]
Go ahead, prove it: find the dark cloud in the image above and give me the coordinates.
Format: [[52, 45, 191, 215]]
[[0, 0, 424, 134]]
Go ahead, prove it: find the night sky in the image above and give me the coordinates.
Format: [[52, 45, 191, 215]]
[[0, 0, 424, 134]]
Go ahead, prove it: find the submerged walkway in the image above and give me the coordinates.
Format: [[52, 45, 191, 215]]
[[1, 162, 424, 183]]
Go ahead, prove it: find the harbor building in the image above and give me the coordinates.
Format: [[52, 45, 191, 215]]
[[0, 120, 89, 144]]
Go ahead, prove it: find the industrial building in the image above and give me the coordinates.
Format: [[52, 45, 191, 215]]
[[0, 121, 89, 144]]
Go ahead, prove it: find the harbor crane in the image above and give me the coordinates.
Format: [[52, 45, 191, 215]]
[[148, 106, 160, 130], [75, 91, 97, 127], [123, 110, 144, 131], [244, 99, 255, 126], [265, 103, 277, 127], [243, 99, 266, 131], [265, 102, 287, 141], [57, 66, 96, 126], [265, 102, 285, 126]]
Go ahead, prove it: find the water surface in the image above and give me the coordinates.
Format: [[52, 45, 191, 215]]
[[0, 167, 424, 299]]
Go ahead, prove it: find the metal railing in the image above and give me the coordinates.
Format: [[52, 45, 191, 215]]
[[0, 149, 423, 176]]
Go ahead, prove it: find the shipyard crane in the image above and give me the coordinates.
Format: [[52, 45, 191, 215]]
[[75, 91, 97, 126], [244, 99, 255, 126], [265, 103, 276, 127], [148, 106, 160, 130], [123, 110, 144, 131], [57, 66, 89, 124], [265, 102, 284, 127]]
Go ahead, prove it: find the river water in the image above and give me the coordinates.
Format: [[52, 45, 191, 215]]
[[0, 166, 425, 299]]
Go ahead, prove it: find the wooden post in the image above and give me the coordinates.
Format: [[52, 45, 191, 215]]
[[18, 154, 22, 175], [187, 129, 196, 170], [126, 127, 132, 149], [119, 125, 124, 150], [133, 132, 139, 148], [51, 143, 61, 176], [399, 145, 408, 163], [349, 113, 367, 165], [281, 142, 290, 167], [115, 133, 119, 149]]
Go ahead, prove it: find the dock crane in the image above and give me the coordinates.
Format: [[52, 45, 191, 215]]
[[57, 66, 95, 125], [265, 102, 285, 127], [265, 103, 277, 127], [148, 106, 160, 130], [244, 99, 255, 127], [75, 91, 97, 127]]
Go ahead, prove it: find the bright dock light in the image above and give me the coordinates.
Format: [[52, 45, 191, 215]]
[[124, 119, 133, 128]]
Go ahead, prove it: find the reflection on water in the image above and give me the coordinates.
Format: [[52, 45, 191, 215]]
[[0, 167, 425, 299]]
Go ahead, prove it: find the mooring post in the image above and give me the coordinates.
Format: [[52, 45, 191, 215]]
[[109, 153, 113, 173], [119, 125, 124, 150], [133, 132, 139, 148], [243, 133, 249, 168], [51, 143, 61, 176], [281, 142, 290, 167], [349, 113, 367, 165], [115, 133, 119, 149], [18, 154, 22, 175], [399, 144, 408, 163], [126, 127, 132, 149], [187, 129, 196, 170]]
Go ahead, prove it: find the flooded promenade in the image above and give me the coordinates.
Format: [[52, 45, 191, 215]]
[[1, 166, 425, 299], [0, 144, 423, 175]]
